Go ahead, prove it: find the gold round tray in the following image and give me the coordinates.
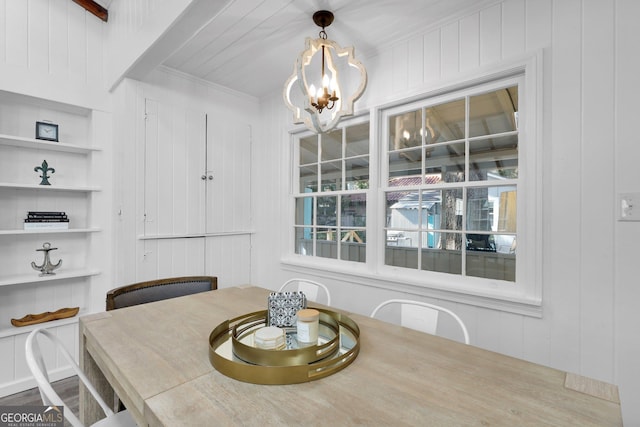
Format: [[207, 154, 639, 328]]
[[208, 307, 360, 385], [231, 309, 341, 366]]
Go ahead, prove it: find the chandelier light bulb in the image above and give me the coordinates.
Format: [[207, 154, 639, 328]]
[[330, 76, 337, 92]]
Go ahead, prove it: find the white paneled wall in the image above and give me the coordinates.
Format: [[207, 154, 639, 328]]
[[0, 0, 107, 109], [614, 2, 640, 425], [253, 0, 640, 424]]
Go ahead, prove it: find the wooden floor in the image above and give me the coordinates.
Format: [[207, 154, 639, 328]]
[[0, 376, 79, 426]]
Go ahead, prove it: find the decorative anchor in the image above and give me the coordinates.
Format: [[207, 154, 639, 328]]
[[34, 160, 55, 185], [31, 242, 62, 276]]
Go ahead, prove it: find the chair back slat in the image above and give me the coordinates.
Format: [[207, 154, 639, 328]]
[[371, 299, 470, 344], [278, 278, 331, 306], [401, 303, 439, 335], [26, 328, 136, 427]]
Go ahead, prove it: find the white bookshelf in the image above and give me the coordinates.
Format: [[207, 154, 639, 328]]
[[0, 90, 108, 341]]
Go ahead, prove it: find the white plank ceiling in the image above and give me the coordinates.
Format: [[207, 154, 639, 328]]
[[144, 0, 491, 98]]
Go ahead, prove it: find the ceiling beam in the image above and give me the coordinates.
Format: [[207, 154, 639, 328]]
[[72, 0, 108, 22]]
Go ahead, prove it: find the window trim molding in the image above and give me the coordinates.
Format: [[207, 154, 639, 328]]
[[280, 256, 542, 318], [283, 50, 544, 317]]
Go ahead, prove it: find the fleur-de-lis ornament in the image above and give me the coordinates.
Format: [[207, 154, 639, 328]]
[[34, 160, 55, 185]]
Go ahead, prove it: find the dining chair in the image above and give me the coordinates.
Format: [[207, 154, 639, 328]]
[[106, 275, 217, 310], [370, 299, 470, 344], [278, 278, 332, 306], [25, 327, 136, 427]]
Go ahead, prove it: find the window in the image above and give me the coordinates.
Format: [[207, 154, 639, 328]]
[[289, 57, 541, 312], [293, 122, 369, 262], [384, 83, 519, 282]]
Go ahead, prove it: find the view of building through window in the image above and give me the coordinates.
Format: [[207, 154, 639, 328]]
[[385, 85, 518, 281], [293, 81, 520, 284]]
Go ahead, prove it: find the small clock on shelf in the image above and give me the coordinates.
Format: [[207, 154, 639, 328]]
[[35, 121, 59, 142]]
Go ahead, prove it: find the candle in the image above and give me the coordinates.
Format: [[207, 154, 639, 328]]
[[296, 308, 320, 344]]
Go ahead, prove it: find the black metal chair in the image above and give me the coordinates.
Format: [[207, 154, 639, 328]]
[[106, 276, 217, 311]]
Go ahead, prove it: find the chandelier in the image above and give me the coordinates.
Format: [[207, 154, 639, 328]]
[[283, 10, 367, 133]]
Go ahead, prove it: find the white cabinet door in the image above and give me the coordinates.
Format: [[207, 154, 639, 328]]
[[144, 99, 206, 236], [206, 114, 252, 233], [142, 100, 252, 285]]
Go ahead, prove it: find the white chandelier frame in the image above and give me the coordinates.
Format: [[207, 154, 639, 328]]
[[283, 21, 367, 133]]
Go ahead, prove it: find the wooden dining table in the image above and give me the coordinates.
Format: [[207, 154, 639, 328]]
[[79, 285, 622, 426]]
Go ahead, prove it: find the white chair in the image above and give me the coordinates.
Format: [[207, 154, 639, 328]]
[[370, 299, 470, 344], [25, 327, 136, 427], [279, 278, 331, 306]]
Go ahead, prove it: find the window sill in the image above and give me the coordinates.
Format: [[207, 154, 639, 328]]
[[280, 256, 542, 318]]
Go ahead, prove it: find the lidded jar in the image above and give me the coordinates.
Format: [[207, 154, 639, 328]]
[[296, 308, 320, 344]]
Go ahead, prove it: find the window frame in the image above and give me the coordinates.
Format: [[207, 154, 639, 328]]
[[291, 116, 371, 263], [284, 52, 543, 316], [378, 76, 527, 297]]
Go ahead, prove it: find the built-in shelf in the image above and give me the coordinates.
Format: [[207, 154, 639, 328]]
[[0, 228, 101, 236], [0, 309, 90, 339], [0, 91, 107, 390], [0, 133, 100, 154], [0, 269, 101, 288], [0, 182, 101, 192]]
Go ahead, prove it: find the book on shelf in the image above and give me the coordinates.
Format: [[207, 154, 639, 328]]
[[27, 211, 67, 219], [24, 211, 70, 230], [25, 218, 69, 222], [27, 211, 67, 216], [24, 222, 69, 230]]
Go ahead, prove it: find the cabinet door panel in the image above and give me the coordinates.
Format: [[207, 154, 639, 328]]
[[206, 115, 251, 233], [138, 238, 206, 281], [144, 99, 206, 235], [205, 235, 251, 287]]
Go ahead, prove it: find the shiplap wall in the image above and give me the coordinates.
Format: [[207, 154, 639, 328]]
[[253, 0, 640, 424], [615, 3, 640, 427], [0, 0, 107, 109]]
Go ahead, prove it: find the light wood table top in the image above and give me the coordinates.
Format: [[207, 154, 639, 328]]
[[79, 286, 622, 426]]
